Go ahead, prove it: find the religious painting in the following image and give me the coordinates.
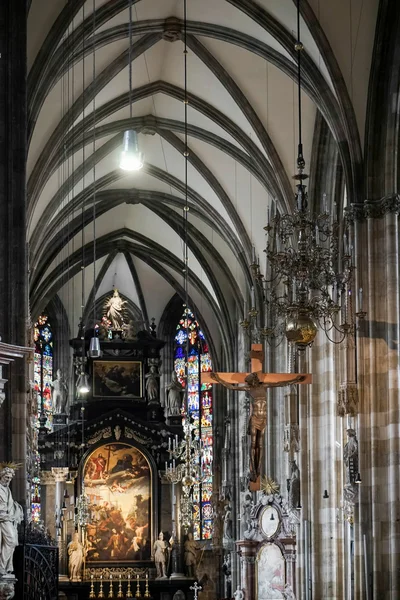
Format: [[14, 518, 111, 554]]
[[83, 442, 151, 563], [93, 360, 142, 398], [257, 543, 285, 599]]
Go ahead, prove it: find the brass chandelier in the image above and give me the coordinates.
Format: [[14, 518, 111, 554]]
[[242, 0, 365, 350]]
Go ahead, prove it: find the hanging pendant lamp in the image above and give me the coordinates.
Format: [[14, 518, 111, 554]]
[[119, 130, 144, 171], [119, 0, 143, 171]]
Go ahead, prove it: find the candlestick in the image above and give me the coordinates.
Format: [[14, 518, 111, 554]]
[[144, 572, 151, 598], [127, 574, 132, 597], [117, 574, 124, 599], [89, 575, 96, 599], [108, 573, 114, 599], [135, 574, 141, 599], [98, 575, 105, 599]]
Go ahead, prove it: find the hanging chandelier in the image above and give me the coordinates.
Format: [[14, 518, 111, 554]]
[[244, 0, 365, 350]]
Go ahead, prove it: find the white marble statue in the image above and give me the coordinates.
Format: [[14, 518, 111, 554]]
[[165, 371, 184, 416], [145, 365, 160, 402], [0, 465, 23, 577], [104, 289, 127, 329], [153, 532, 168, 578], [223, 503, 233, 540], [68, 532, 84, 582], [51, 369, 68, 414]]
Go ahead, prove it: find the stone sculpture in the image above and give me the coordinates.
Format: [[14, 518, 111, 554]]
[[145, 365, 160, 402], [68, 532, 84, 582], [222, 503, 233, 541], [153, 532, 168, 578], [210, 371, 305, 482], [51, 369, 68, 414], [233, 586, 244, 600], [288, 460, 300, 511], [104, 289, 127, 329], [0, 464, 23, 578], [184, 532, 199, 578], [165, 371, 184, 416]]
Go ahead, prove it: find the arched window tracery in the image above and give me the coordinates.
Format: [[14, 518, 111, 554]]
[[174, 308, 213, 540]]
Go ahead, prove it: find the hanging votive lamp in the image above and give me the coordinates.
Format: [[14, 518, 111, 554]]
[[76, 372, 90, 395], [119, 130, 144, 171], [89, 336, 101, 358]]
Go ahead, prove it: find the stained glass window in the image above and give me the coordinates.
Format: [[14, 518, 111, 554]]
[[34, 315, 54, 429], [33, 315, 54, 521], [174, 308, 213, 540]]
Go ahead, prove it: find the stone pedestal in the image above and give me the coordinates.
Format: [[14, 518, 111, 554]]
[[236, 539, 258, 599], [0, 578, 16, 599]]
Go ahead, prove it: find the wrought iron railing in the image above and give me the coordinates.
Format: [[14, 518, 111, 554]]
[[14, 544, 58, 600]]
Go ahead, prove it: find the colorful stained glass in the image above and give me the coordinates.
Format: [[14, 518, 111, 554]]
[[174, 307, 213, 540], [33, 314, 54, 522]]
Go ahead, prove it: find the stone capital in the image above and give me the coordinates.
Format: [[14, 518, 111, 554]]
[[346, 193, 400, 222], [40, 470, 55, 485], [51, 467, 69, 483]]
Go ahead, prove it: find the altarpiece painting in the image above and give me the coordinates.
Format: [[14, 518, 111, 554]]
[[93, 361, 142, 398], [83, 442, 151, 563], [257, 542, 285, 599]]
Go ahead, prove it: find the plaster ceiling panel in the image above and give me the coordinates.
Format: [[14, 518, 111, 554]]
[[28, 37, 133, 166], [56, 262, 96, 336], [187, 212, 246, 295], [161, 261, 218, 308], [102, 168, 184, 198], [184, 0, 291, 59], [184, 135, 272, 249], [158, 39, 266, 156], [155, 137, 237, 234], [28, 0, 65, 70], [152, 94, 244, 152], [255, 0, 333, 89], [95, 1, 178, 34], [95, 253, 141, 307], [128, 256, 176, 325], [94, 97, 155, 129], [307, 0, 379, 145], [198, 38, 316, 182]]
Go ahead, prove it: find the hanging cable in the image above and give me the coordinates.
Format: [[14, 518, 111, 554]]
[[296, 0, 304, 170]]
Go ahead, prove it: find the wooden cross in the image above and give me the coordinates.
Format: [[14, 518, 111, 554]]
[[202, 343, 311, 490]]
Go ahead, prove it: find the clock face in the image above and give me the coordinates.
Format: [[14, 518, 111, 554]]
[[260, 506, 279, 538]]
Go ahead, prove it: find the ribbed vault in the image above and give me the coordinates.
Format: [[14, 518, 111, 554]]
[[27, 0, 379, 368]]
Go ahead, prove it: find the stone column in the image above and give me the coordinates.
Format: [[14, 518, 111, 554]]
[[0, 0, 28, 506], [52, 467, 69, 577], [236, 539, 258, 599], [40, 470, 56, 538]]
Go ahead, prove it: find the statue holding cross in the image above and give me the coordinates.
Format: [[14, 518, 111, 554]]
[[202, 344, 311, 490]]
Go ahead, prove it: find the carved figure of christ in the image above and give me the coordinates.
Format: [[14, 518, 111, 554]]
[[201, 344, 312, 490]]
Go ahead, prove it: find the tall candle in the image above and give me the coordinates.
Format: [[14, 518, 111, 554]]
[[251, 286, 255, 307], [358, 287, 363, 312]]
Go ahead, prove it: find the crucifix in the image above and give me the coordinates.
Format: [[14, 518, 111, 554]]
[[202, 343, 311, 491], [190, 582, 202, 600]]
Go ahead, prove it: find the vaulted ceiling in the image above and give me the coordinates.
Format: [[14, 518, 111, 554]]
[[27, 0, 380, 366]]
